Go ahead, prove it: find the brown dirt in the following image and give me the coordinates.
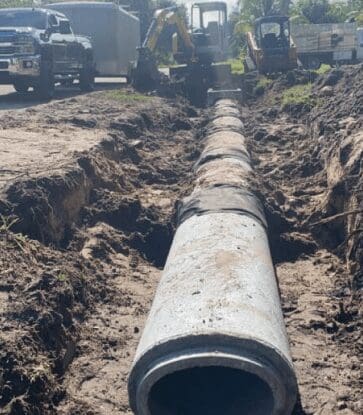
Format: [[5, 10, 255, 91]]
[[0, 89, 202, 414], [0, 66, 362, 415], [241, 64, 362, 414]]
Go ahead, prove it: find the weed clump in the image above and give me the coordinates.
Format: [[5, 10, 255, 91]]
[[106, 90, 151, 102], [281, 83, 317, 112]]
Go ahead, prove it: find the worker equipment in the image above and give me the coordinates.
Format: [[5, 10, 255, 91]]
[[245, 15, 298, 73]]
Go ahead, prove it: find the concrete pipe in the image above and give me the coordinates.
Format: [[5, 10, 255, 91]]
[[209, 116, 244, 133], [194, 158, 252, 190], [196, 130, 249, 167], [128, 101, 297, 415], [212, 106, 241, 119], [213, 98, 238, 109]]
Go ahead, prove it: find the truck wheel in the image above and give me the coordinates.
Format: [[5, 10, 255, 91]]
[[35, 61, 55, 101], [307, 58, 321, 70], [79, 61, 94, 92], [13, 81, 29, 93]]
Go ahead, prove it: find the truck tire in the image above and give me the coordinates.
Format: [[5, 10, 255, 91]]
[[302, 57, 321, 70], [35, 61, 55, 101], [13, 81, 29, 93], [79, 61, 94, 92]]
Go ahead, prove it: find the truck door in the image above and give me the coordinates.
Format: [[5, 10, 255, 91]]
[[63, 22, 83, 72], [357, 28, 363, 61], [58, 20, 83, 73], [48, 14, 67, 73]]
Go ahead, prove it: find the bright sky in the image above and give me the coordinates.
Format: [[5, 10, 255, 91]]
[[179, 0, 240, 15]]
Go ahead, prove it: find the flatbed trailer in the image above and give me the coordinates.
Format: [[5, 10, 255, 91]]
[[291, 22, 363, 69]]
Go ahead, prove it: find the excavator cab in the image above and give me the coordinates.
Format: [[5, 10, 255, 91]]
[[256, 16, 290, 50], [245, 16, 297, 73], [190, 2, 228, 63]]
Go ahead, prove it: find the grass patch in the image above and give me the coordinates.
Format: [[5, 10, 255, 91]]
[[216, 59, 245, 75], [105, 90, 151, 103], [256, 76, 273, 89], [314, 64, 331, 75], [253, 76, 273, 97], [281, 83, 314, 107], [226, 58, 245, 75]]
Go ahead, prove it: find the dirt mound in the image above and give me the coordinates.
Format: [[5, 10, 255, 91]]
[[241, 64, 362, 414], [0, 91, 201, 414], [310, 65, 362, 290]]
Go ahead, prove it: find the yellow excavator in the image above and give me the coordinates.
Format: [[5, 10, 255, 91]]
[[130, 2, 231, 104]]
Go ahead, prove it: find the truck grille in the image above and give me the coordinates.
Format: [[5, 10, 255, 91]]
[[0, 36, 15, 42], [0, 46, 15, 55]]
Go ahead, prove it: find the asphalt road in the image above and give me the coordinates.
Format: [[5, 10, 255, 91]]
[[0, 77, 127, 111]]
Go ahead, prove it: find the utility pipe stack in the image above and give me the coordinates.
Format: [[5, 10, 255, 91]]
[[128, 99, 297, 415]]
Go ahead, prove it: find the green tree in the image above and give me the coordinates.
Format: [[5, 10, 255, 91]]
[[290, 0, 363, 24], [238, 0, 292, 18], [0, 0, 34, 7]]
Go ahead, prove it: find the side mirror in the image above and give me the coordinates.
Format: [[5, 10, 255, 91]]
[[59, 20, 71, 35]]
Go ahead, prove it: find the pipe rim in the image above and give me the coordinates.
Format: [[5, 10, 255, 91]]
[[131, 344, 296, 415]]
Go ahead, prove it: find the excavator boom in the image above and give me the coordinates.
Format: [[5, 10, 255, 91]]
[[131, 7, 195, 90], [143, 7, 195, 58]]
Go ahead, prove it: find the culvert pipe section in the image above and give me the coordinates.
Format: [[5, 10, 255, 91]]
[[128, 99, 297, 415]]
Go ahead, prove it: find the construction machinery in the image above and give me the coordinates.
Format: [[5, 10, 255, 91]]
[[245, 15, 298, 74], [130, 2, 231, 105]]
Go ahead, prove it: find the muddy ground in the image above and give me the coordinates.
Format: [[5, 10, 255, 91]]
[[0, 67, 362, 415]]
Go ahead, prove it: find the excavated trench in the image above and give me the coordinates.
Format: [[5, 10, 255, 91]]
[[0, 67, 362, 415]]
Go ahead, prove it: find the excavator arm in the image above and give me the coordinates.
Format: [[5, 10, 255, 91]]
[[143, 7, 195, 57], [131, 7, 195, 90]]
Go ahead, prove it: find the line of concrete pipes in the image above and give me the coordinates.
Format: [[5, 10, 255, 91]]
[[128, 99, 298, 415]]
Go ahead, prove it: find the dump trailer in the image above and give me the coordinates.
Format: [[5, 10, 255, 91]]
[[291, 22, 363, 69], [245, 15, 298, 74], [48, 1, 140, 77]]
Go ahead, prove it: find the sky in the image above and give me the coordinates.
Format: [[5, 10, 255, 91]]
[[179, 0, 240, 15]]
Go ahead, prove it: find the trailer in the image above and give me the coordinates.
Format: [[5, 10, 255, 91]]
[[48, 2, 140, 77], [291, 22, 363, 69]]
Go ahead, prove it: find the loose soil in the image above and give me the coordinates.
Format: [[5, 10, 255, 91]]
[[0, 66, 362, 415]]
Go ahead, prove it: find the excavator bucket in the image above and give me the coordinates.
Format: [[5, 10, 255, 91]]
[[130, 47, 165, 91], [207, 88, 242, 106]]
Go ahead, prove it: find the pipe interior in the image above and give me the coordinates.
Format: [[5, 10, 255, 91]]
[[148, 366, 274, 415]]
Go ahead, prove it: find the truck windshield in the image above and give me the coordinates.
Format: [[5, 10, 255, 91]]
[[0, 10, 46, 29]]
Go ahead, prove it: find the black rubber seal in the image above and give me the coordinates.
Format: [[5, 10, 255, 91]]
[[177, 185, 267, 228]]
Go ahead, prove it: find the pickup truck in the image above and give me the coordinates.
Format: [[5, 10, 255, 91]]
[[0, 8, 95, 99]]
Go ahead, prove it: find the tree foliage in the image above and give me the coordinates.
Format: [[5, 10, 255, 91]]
[[290, 0, 357, 24], [0, 0, 35, 7], [238, 0, 292, 19]]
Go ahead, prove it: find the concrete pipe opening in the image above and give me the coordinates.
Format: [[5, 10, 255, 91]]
[[131, 349, 293, 415], [148, 366, 274, 415]]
